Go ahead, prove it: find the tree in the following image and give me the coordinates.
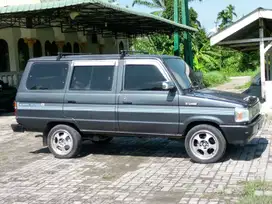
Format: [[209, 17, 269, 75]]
[[217, 4, 237, 29], [132, 0, 166, 16]]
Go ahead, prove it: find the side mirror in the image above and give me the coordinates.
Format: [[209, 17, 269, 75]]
[[162, 81, 175, 90], [195, 71, 203, 81]]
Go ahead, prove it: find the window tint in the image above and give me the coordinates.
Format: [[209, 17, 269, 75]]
[[26, 62, 68, 90], [124, 64, 166, 91], [70, 65, 114, 91]]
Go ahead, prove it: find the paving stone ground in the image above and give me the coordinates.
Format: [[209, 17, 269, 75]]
[[0, 113, 271, 204]]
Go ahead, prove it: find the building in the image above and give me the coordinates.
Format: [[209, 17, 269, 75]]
[[0, 0, 137, 87]]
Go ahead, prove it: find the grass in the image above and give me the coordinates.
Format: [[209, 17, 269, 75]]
[[202, 181, 272, 204], [203, 71, 230, 87], [238, 181, 272, 204], [223, 69, 259, 77], [235, 81, 252, 90]]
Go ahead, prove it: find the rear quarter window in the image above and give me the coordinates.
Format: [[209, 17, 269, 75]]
[[26, 62, 68, 90]]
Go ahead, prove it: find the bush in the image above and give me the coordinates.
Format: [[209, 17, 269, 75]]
[[203, 71, 229, 87]]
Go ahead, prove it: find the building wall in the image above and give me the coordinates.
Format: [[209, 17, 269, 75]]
[[0, 27, 128, 72]]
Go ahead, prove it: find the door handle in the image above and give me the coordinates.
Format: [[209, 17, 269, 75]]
[[68, 100, 77, 104], [122, 101, 132, 104]]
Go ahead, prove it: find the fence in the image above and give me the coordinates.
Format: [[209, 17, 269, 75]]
[[0, 72, 23, 87]]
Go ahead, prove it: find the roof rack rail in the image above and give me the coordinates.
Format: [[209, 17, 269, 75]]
[[120, 50, 149, 58], [56, 52, 92, 60]]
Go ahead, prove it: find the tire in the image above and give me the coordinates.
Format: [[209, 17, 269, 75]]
[[91, 136, 113, 144], [185, 124, 226, 164], [47, 124, 82, 159]]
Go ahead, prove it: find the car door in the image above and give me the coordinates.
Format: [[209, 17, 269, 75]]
[[63, 60, 118, 133], [117, 59, 179, 136]]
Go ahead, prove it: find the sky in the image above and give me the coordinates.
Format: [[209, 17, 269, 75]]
[[118, 0, 272, 32]]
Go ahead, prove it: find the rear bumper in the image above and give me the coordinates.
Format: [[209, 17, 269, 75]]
[[220, 114, 265, 145], [11, 123, 25, 132]]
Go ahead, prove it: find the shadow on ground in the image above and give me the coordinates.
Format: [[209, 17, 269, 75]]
[[0, 111, 14, 117], [30, 136, 268, 163]]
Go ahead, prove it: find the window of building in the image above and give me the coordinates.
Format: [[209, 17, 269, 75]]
[[124, 64, 166, 91], [74, 43, 80, 53], [18, 38, 29, 71], [0, 39, 10, 72], [70, 65, 114, 91], [26, 62, 68, 90], [45, 41, 52, 56], [33, 40, 42, 57], [51, 41, 58, 56], [119, 41, 124, 53]]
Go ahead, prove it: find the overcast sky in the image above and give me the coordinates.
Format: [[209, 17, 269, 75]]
[[118, 0, 272, 32]]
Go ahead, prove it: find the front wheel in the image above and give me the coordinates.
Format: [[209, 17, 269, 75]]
[[48, 125, 82, 159], [185, 124, 226, 164]]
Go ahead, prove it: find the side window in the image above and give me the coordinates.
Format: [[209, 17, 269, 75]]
[[70, 65, 114, 91], [124, 64, 166, 91], [26, 62, 68, 90]]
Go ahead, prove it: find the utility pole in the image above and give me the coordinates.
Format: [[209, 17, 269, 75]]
[[174, 0, 180, 56], [182, 0, 193, 68]]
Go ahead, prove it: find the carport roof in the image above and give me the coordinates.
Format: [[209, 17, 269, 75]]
[[0, 0, 197, 37], [210, 8, 272, 52]]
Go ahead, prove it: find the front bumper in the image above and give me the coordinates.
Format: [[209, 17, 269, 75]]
[[220, 114, 265, 145], [11, 123, 25, 133]]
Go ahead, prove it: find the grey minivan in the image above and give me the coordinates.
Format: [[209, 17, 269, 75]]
[[11, 53, 264, 163]]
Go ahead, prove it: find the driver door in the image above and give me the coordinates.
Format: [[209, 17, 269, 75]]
[[117, 59, 179, 136]]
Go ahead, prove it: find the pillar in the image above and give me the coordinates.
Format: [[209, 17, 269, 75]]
[[174, 0, 180, 56], [182, 0, 193, 68], [259, 19, 266, 99]]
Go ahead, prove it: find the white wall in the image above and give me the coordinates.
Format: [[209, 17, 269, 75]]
[[0, 27, 128, 72]]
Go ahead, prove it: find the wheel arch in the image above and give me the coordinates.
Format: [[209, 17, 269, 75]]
[[42, 121, 81, 146]]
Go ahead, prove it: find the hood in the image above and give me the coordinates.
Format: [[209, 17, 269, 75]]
[[188, 88, 258, 107]]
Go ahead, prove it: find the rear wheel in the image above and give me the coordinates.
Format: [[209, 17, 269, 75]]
[[185, 124, 226, 164], [48, 125, 82, 158]]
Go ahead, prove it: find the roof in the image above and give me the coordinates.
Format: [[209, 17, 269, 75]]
[[210, 8, 272, 51], [0, 0, 197, 36], [29, 53, 180, 61]]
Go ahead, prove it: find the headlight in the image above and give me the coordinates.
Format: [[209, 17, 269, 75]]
[[235, 107, 249, 122]]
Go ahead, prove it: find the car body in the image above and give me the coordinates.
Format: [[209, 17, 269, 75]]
[[11, 53, 264, 163], [0, 80, 17, 112]]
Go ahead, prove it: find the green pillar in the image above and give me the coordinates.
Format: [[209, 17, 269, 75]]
[[182, 0, 193, 68], [174, 0, 180, 56]]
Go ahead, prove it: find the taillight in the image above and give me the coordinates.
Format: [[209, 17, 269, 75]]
[[14, 101, 17, 115]]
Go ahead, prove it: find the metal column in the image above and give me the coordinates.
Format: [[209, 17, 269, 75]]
[[182, 0, 193, 68], [174, 0, 180, 56]]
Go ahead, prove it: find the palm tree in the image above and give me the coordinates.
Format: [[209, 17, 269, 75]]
[[132, 0, 166, 16], [217, 4, 237, 29]]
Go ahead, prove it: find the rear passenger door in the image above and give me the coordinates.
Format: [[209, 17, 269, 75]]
[[63, 60, 118, 133], [117, 59, 179, 136], [16, 61, 69, 130]]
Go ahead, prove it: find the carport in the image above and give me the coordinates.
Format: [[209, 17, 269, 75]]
[[0, 0, 197, 87], [210, 8, 272, 106], [0, 0, 196, 37]]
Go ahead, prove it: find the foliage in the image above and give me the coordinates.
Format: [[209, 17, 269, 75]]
[[217, 4, 237, 29], [131, 1, 259, 87], [203, 71, 229, 87]]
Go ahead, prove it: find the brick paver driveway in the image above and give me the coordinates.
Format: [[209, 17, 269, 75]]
[[0, 113, 271, 204]]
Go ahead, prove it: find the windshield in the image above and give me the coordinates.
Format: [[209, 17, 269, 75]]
[[163, 58, 200, 89]]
